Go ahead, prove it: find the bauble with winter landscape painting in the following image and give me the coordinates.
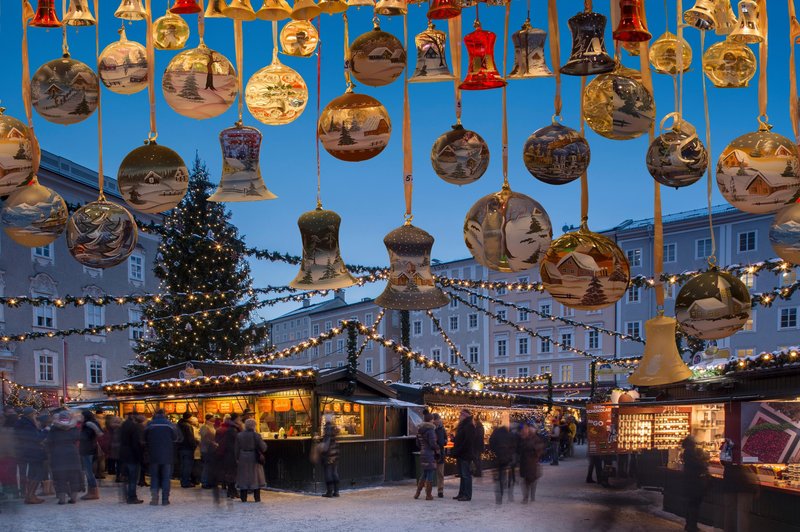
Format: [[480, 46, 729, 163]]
[[1, 181, 68, 247], [66, 201, 138, 269], [646, 116, 707, 189], [675, 270, 751, 340], [31, 55, 99, 125], [522, 122, 590, 185], [318, 91, 391, 162], [162, 44, 237, 119], [118, 141, 189, 214], [349, 25, 407, 87], [0, 108, 36, 196], [431, 124, 489, 185], [582, 64, 655, 141], [769, 200, 800, 265], [98, 28, 148, 95]]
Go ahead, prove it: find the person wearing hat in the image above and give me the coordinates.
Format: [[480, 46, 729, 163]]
[[199, 413, 218, 489], [47, 410, 84, 504], [450, 409, 476, 502], [14, 407, 46, 504], [682, 435, 709, 532], [177, 412, 198, 488], [79, 410, 103, 501]]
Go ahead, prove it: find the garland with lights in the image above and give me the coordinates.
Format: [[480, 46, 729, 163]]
[[694, 346, 800, 377], [426, 310, 480, 373]]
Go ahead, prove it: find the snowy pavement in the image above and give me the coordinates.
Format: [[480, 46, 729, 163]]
[[3, 446, 706, 532]]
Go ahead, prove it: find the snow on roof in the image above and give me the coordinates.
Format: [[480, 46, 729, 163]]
[[557, 252, 600, 271], [688, 297, 727, 312]]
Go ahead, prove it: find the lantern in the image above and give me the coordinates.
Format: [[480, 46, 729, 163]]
[[613, 0, 651, 42], [646, 116, 707, 189], [290, 0, 321, 20], [375, 223, 449, 311], [66, 201, 138, 269], [683, 0, 716, 30], [117, 141, 189, 214], [209, 123, 277, 202], [508, 19, 553, 79], [375, 0, 407, 16], [350, 24, 407, 87], [170, 0, 203, 14], [582, 64, 655, 140], [31, 0, 61, 27], [459, 21, 506, 90], [540, 222, 630, 311], [464, 184, 553, 272], [0, 108, 36, 196], [430, 124, 489, 185], [522, 122, 590, 185], [729, 0, 763, 44], [256, 0, 292, 20], [31, 55, 99, 125], [769, 201, 800, 265], [627, 315, 692, 386], [409, 22, 454, 83], [63, 0, 96, 26], [702, 36, 756, 88], [318, 0, 348, 14], [716, 122, 800, 215], [290, 208, 357, 289], [114, 0, 148, 20], [561, 11, 615, 76], [99, 28, 149, 95], [162, 44, 237, 120], [224, 0, 257, 20], [318, 91, 391, 162], [1, 182, 68, 247], [427, 0, 460, 20], [280, 20, 319, 57], [245, 55, 308, 125], [204, 0, 229, 17], [648, 31, 691, 75], [153, 10, 191, 50], [675, 269, 751, 340]]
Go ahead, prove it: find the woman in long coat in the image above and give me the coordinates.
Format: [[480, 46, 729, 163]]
[[47, 410, 84, 504], [413, 412, 439, 501], [518, 424, 544, 503], [235, 418, 266, 502]]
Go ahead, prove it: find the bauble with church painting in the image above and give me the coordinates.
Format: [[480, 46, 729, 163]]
[[675, 270, 751, 340]]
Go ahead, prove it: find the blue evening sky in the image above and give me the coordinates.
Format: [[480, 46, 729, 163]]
[[0, 1, 794, 321]]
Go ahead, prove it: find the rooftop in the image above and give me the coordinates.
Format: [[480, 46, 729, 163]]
[[40, 150, 122, 199]]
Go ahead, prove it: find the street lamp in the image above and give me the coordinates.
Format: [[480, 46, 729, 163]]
[[76, 381, 84, 400]]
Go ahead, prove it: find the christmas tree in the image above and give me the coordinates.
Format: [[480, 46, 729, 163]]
[[162, 70, 176, 93], [338, 124, 356, 146], [178, 72, 203, 101], [70, 95, 91, 116], [580, 275, 608, 307], [130, 156, 266, 374]]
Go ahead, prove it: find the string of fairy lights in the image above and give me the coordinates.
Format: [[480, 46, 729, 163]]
[[426, 310, 480, 373]]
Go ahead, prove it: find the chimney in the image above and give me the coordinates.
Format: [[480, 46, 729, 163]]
[[334, 289, 346, 303]]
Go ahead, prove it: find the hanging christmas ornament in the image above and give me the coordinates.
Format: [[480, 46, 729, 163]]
[[621, 41, 640, 57], [769, 201, 800, 265], [204, 0, 229, 18], [646, 114, 707, 189], [290, 207, 357, 289], [0, 108, 36, 196], [716, 121, 800, 214], [409, 22, 454, 83], [31, 55, 99, 125], [290, 0, 321, 20], [245, 56, 308, 125], [375, 223, 449, 310], [153, 10, 191, 50], [713, 0, 738, 36], [98, 28, 148, 95], [209, 123, 277, 201], [522, 121, 590, 185], [256, 0, 292, 20], [280, 20, 319, 57], [66, 201, 138, 269], [508, 18, 553, 79], [582, 64, 655, 140], [350, 23, 407, 87], [117, 141, 189, 213], [374, 0, 407, 16], [729, 0, 763, 44], [648, 31, 691, 75], [1, 181, 68, 247], [114, 0, 148, 20], [170, 0, 203, 14], [464, 184, 553, 272], [561, 11, 615, 76], [675, 269, 751, 340], [427, 0, 461, 19], [612, 0, 651, 43], [347, 0, 375, 8], [318, 90, 391, 162], [224, 0, 257, 20], [63, 0, 96, 26], [30, 0, 62, 27], [627, 314, 692, 386], [459, 20, 506, 90], [701, 36, 756, 88], [318, 0, 348, 14], [540, 222, 630, 311], [162, 43, 237, 119], [684, 0, 716, 30], [430, 124, 489, 185]]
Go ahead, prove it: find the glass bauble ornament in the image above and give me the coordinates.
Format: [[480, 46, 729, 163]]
[[648, 31, 691, 75], [540, 222, 630, 311], [582, 64, 655, 140], [31, 54, 99, 125], [280, 20, 319, 57], [350, 24, 407, 87], [464, 184, 552, 272], [770, 200, 800, 265], [1, 181, 67, 247], [430, 124, 489, 185], [523, 122, 590, 185], [153, 10, 190, 51], [621, 40, 640, 57], [646, 115, 707, 189], [245, 54, 308, 125], [318, 91, 391, 162], [702, 36, 756, 88], [675, 269, 751, 340], [162, 44, 237, 119], [716, 121, 800, 214], [289, 207, 357, 290], [99, 28, 148, 95], [66, 200, 138, 269], [118, 141, 189, 214], [0, 108, 36, 196]]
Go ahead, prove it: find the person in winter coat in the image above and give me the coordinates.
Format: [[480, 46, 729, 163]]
[[0, 410, 17, 499], [214, 412, 242, 499], [488, 423, 516, 504], [98, 415, 121, 482], [548, 418, 561, 466], [79, 410, 102, 500], [144, 409, 182, 506], [118, 413, 145, 504], [47, 410, 84, 504], [235, 418, 267, 502], [472, 413, 485, 478], [567, 416, 577, 458], [413, 412, 439, 501], [320, 414, 340, 498], [682, 436, 709, 532], [177, 412, 197, 488], [450, 409, 476, 502], [199, 414, 217, 488], [518, 424, 545, 503], [14, 407, 46, 504], [432, 413, 447, 499]]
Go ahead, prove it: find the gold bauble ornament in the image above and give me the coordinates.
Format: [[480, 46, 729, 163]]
[[0, 108, 36, 196], [582, 64, 655, 140], [99, 28, 148, 95], [350, 24, 407, 87], [769, 200, 800, 265], [430, 124, 489, 185], [31, 55, 99, 125], [648, 31, 691, 75], [245, 55, 308, 125], [1, 181, 67, 247], [318, 91, 391, 162], [66, 200, 138, 269], [162, 44, 237, 119], [118, 141, 189, 214], [702, 36, 756, 88], [153, 10, 190, 51], [675, 269, 751, 340], [280, 20, 319, 57]]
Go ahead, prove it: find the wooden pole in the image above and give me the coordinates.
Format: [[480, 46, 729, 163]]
[[400, 311, 411, 383]]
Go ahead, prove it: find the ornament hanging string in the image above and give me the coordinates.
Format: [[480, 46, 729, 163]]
[[578, 0, 592, 223], [676, 0, 685, 119], [758, 0, 769, 124], [145, 0, 158, 144], [447, 16, 463, 124], [94, 0, 104, 200], [789, 0, 800, 144], [343, 13, 353, 90], [501, 1, 510, 187], [20, 1, 40, 175], [198, 0, 206, 43], [61, 0, 69, 55], [315, 17, 322, 208], [700, 31, 716, 264], [234, 20, 244, 123], [547, 0, 562, 118], [402, 14, 413, 221]]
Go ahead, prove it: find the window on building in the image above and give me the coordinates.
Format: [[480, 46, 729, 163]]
[[560, 364, 573, 383], [336, 339, 344, 352], [518, 367, 529, 378], [413, 320, 422, 336], [365, 358, 373, 374], [128, 253, 144, 282], [449, 350, 458, 365], [129, 309, 145, 340], [539, 300, 552, 317], [663, 243, 677, 263], [35, 350, 57, 384], [518, 336, 529, 356], [365, 313, 373, 324], [497, 286, 507, 296], [738, 231, 757, 253], [539, 365, 551, 375], [495, 338, 508, 357], [743, 311, 755, 332], [33, 296, 55, 329], [560, 304, 575, 317], [496, 309, 506, 324], [312, 346, 319, 358], [559, 329, 573, 351], [736, 348, 754, 359], [33, 244, 53, 260], [518, 305, 529, 322], [468, 313, 479, 329], [336, 361, 344, 368], [312, 324, 319, 336], [86, 304, 105, 330], [324, 321, 332, 331], [740, 272, 755, 289], [468, 293, 479, 307], [518, 276, 529, 284], [539, 333, 552, 353], [779, 308, 798, 329], [496, 368, 507, 377], [324, 341, 332, 355], [665, 283, 676, 299], [432, 348, 441, 362], [449, 298, 459, 309], [468, 346, 479, 364], [449, 316, 459, 332], [86, 356, 105, 386], [626, 248, 642, 267], [587, 329, 600, 350], [627, 286, 641, 303], [696, 238, 713, 259], [625, 321, 642, 338], [324, 362, 332, 369]]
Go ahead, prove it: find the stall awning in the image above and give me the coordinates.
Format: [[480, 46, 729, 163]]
[[107, 387, 301, 403], [322, 395, 421, 409]]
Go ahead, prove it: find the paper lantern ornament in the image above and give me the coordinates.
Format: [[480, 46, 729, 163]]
[[769, 201, 800, 265], [464, 184, 553, 272], [409, 22, 454, 83], [540, 222, 630, 311], [318, 91, 391, 162], [209, 123, 277, 202], [702, 36, 757, 88], [430, 124, 489, 185], [118, 141, 189, 214], [245, 55, 308, 125], [31, 55, 99, 125], [508, 19, 553, 79], [280, 20, 319, 57], [716, 122, 800, 214], [582, 64, 655, 140], [66, 201, 138, 269], [153, 10, 190, 50], [0, 109, 36, 196], [522, 122, 590, 185], [289, 208, 357, 290], [162, 44, 237, 119], [350, 24, 407, 87], [675, 269, 751, 340], [1, 182, 68, 247], [646, 116, 708, 189], [648, 31, 691, 75], [99, 28, 148, 95]]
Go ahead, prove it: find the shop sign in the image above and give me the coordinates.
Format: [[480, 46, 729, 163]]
[[587, 403, 618, 455], [274, 398, 291, 412]]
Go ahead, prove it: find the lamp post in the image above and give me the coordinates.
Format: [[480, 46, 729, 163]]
[[76, 381, 84, 401]]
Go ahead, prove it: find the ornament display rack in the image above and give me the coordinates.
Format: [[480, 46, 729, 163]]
[[617, 408, 692, 452]]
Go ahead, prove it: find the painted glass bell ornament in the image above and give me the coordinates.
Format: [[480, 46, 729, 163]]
[[770, 200, 800, 265], [1, 181, 68, 247], [350, 23, 407, 87], [63, 0, 96, 26], [99, 28, 149, 95], [675, 269, 751, 340], [582, 64, 655, 140], [612, 0, 651, 43], [459, 20, 506, 90], [118, 140, 189, 214], [210, 123, 277, 202], [648, 31, 691, 75], [290, 207, 357, 290], [31, 55, 99, 125], [153, 10, 191, 50], [162, 43, 237, 119], [318, 90, 391, 162], [374, 0, 407, 16], [245, 53, 308, 125], [280, 20, 319, 57], [561, 11, 615, 76], [523, 121, 590, 185], [66, 201, 138, 269], [290, 0, 321, 20], [170, 0, 203, 14], [627, 315, 692, 386], [430, 124, 489, 185], [646, 116, 707, 189], [409, 22, 454, 83], [713, 0, 738, 35], [427, 0, 460, 20], [30, 0, 61, 27], [347, 0, 376, 8], [702, 36, 756, 88], [0, 108, 36, 196], [508, 19, 553, 79], [115, 0, 148, 20]]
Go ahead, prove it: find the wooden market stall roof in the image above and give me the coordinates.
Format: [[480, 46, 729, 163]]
[[390, 382, 552, 408]]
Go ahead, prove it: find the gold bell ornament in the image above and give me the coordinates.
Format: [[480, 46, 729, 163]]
[[627, 314, 692, 386], [0, 108, 36, 196], [280, 20, 320, 57], [523, 121, 590, 185], [675, 269, 751, 340], [257, 0, 292, 19], [224, 0, 258, 20], [683, 0, 716, 30], [409, 22, 454, 83], [153, 10, 191, 50], [716, 120, 800, 214], [769, 200, 800, 265], [713, 0, 738, 35], [162, 43, 238, 119], [430, 124, 489, 184], [98, 28, 149, 95], [729, 0, 763, 44], [204, 0, 229, 17], [31, 54, 99, 125], [508, 19, 553, 79], [582, 64, 655, 140], [375, 0, 407, 16], [66, 201, 138, 269], [114, 0, 148, 21], [209, 123, 277, 202], [290, 208, 357, 290], [376, 223, 449, 311], [347, 0, 376, 8], [701, 36, 756, 88], [1, 181, 68, 247], [290, 0, 321, 20], [540, 222, 631, 311], [561, 10, 615, 76], [63, 0, 96, 26], [117, 140, 189, 214], [350, 23, 407, 87], [318, 0, 349, 14], [246, 52, 308, 125], [464, 184, 553, 272], [318, 91, 391, 162], [459, 20, 506, 90], [648, 31, 691, 75], [646, 113, 708, 189]]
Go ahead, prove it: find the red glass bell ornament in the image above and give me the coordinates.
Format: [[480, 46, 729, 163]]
[[459, 21, 506, 91], [170, 0, 203, 14], [612, 0, 651, 43], [427, 0, 461, 20], [30, 0, 62, 28]]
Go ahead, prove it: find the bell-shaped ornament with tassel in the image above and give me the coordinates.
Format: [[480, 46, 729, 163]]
[[204, 0, 229, 17], [290, 207, 357, 290], [63, 0, 96, 26], [459, 20, 506, 90], [627, 314, 693, 386], [257, 0, 292, 19], [560, 11, 615, 76], [31, 0, 62, 27], [729, 0, 763, 44], [209, 123, 277, 202], [115, 0, 148, 20], [410, 22, 454, 83], [508, 19, 553, 79]]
